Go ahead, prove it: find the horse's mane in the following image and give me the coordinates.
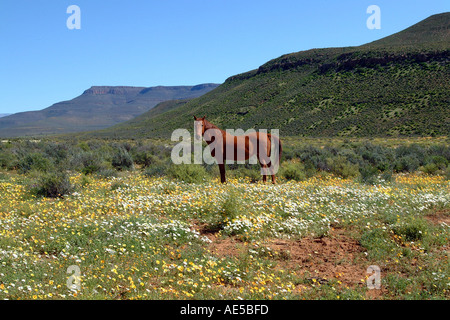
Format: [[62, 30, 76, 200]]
[[204, 119, 221, 131]]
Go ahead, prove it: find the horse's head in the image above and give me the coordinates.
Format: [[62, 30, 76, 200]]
[[193, 115, 206, 140]]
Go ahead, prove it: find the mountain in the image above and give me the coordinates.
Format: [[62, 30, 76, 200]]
[[0, 114, 11, 118], [364, 12, 450, 49], [81, 99, 192, 139], [87, 13, 449, 139], [0, 84, 219, 137]]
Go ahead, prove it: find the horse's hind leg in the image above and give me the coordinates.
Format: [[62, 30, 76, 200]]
[[218, 163, 226, 183], [258, 140, 271, 183], [270, 163, 277, 184], [265, 161, 276, 184], [260, 163, 268, 183]]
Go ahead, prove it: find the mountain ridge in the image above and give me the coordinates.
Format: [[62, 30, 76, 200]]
[[0, 84, 219, 137], [85, 12, 449, 139], [364, 12, 450, 48]]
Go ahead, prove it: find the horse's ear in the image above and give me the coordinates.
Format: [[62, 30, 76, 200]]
[[193, 115, 197, 120], [203, 115, 206, 119]]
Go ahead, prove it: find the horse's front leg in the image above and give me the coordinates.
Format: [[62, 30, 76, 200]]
[[218, 163, 226, 183]]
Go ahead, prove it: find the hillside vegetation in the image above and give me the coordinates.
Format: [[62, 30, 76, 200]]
[[88, 13, 449, 139]]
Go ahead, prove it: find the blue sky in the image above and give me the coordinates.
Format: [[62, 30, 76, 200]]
[[0, 0, 448, 114]]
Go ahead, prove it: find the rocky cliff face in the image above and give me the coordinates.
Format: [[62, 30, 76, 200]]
[[83, 86, 146, 95]]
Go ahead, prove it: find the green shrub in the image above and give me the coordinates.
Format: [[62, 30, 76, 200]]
[[298, 146, 330, 171], [420, 163, 439, 175], [18, 153, 53, 173], [385, 274, 410, 296], [326, 156, 359, 178], [131, 145, 164, 167], [70, 151, 105, 175], [167, 164, 208, 183], [360, 228, 396, 260], [143, 163, 169, 178], [376, 161, 392, 171], [133, 151, 155, 167], [204, 191, 240, 232], [359, 165, 379, 184], [44, 143, 68, 165], [80, 174, 92, 187], [31, 172, 74, 198], [112, 148, 134, 171], [77, 142, 90, 152], [0, 152, 17, 170], [393, 155, 420, 173], [110, 181, 127, 191], [96, 168, 118, 178], [281, 160, 306, 181], [380, 170, 393, 182], [395, 144, 426, 160], [425, 155, 448, 169], [231, 167, 261, 182], [392, 219, 428, 242], [219, 193, 240, 226]]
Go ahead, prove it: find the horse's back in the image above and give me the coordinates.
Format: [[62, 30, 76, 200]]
[[223, 131, 274, 161]]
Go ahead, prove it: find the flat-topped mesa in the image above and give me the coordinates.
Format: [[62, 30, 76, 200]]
[[83, 86, 146, 95], [0, 83, 220, 137], [191, 83, 220, 91]]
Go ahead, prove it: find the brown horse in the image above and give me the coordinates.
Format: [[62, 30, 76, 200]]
[[193, 115, 282, 184]]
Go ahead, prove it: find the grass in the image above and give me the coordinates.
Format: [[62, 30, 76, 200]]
[[0, 171, 448, 300]]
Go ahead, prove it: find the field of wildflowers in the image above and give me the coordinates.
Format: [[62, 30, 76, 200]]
[[0, 171, 448, 300]]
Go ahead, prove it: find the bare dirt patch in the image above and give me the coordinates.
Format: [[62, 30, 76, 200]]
[[206, 234, 248, 258], [191, 220, 249, 257], [266, 228, 368, 287], [425, 208, 450, 225], [193, 222, 389, 298], [201, 225, 370, 286]]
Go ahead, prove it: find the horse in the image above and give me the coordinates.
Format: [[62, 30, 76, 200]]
[[193, 115, 282, 184]]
